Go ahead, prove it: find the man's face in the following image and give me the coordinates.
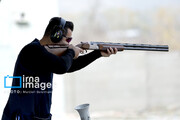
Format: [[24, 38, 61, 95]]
[[59, 28, 72, 44]]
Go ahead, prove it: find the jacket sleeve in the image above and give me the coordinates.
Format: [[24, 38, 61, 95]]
[[20, 44, 75, 74], [67, 50, 102, 72]]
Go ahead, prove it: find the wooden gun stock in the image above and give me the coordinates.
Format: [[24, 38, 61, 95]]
[[44, 44, 69, 56]]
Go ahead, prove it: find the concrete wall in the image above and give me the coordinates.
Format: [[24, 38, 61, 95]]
[[63, 51, 180, 113]]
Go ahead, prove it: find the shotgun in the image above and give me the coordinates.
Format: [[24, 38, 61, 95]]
[[45, 41, 169, 56]]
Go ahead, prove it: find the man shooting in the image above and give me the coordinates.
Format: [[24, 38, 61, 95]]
[[1, 17, 117, 120]]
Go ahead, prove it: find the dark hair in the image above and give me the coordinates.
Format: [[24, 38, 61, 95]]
[[44, 17, 74, 37]]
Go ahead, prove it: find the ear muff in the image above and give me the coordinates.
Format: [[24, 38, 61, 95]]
[[50, 18, 66, 43]]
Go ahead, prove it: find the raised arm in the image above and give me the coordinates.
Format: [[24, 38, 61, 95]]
[[67, 50, 102, 72], [20, 44, 75, 74]]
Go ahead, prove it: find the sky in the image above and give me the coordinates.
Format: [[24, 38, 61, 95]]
[[57, 0, 180, 13]]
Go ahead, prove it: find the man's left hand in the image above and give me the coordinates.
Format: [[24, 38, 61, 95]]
[[100, 47, 118, 57]]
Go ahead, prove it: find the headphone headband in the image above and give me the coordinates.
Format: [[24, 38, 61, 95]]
[[49, 17, 66, 28], [60, 17, 66, 29]]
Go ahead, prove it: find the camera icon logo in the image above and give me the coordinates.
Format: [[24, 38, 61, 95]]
[[4, 75, 22, 88]]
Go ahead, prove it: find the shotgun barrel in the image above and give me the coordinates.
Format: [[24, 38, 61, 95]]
[[81, 42, 169, 52]]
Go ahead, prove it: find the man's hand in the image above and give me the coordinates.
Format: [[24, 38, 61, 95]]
[[100, 47, 118, 57], [68, 44, 84, 59]]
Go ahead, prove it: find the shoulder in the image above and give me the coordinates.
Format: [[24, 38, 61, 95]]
[[22, 39, 42, 52], [19, 39, 45, 58]]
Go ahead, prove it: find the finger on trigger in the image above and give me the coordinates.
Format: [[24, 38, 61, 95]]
[[80, 48, 84, 54]]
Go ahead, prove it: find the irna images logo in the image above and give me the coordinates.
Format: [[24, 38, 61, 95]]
[[4, 75, 52, 90], [4, 75, 22, 88]]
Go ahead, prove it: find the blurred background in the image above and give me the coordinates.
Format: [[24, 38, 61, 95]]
[[0, 0, 180, 120]]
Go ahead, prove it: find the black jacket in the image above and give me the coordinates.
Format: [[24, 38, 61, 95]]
[[2, 39, 101, 120]]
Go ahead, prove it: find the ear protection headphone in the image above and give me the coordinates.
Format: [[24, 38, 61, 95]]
[[50, 17, 66, 43]]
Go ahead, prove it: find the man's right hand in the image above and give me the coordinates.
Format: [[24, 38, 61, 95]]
[[68, 44, 84, 59]]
